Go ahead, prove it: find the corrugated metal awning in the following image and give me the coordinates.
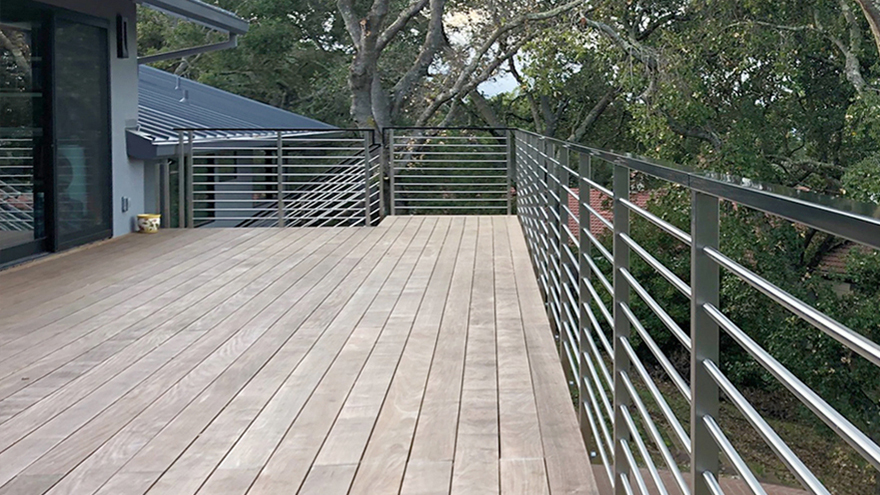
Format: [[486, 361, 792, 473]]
[[128, 66, 336, 160]]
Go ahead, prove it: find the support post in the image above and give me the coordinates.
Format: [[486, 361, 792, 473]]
[[160, 159, 171, 228], [277, 131, 285, 227], [557, 145, 569, 362], [691, 191, 720, 495], [612, 163, 631, 495], [186, 131, 194, 228], [507, 130, 515, 215], [389, 129, 396, 215], [177, 131, 185, 228], [577, 152, 592, 443], [364, 131, 373, 226]]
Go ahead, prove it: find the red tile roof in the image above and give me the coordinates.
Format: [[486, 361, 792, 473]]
[[566, 188, 652, 238]]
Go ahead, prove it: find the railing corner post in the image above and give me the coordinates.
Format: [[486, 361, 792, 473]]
[[690, 190, 721, 495], [363, 131, 373, 226], [388, 128, 396, 216], [276, 131, 285, 227], [507, 129, 515, 215], [612, 163, 631, 495]]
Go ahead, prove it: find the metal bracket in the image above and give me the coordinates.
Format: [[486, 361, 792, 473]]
[[138, 33, 237, 65]]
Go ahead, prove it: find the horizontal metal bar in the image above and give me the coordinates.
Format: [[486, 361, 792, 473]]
[[394, 198, 507, 202], [620, 435, 653, 495], [583, 202, 614, 231], [619, 336, 691, 452], [585, 277, 614, 330], [704, 246, 880, 367], [620, 233, 692, 298], [395, 151, 506, 155], [393, 175, 507, 179], [622, 198, 692, 245], [619, 473, 634, 495], [581, 349, 616, 453], [703, 303, 880, 471], [583, 226, 613, 263], [392, 167, 506, 172], [620, 302, 691, 402], [619, 371, 691, 495], [396, 190, 507, 195], [703, 416, 767, 495], [703, 472, 725, 495], [396, 206, 507, 210], [620, 268, 691, 350], [390, 143, 508, 148], [620, 406, 670, 495], [581, 395, 615, 489], [702, 359, 830, 495], [393, 135, 506, 140], [581, 175, 613, 198], [394, 159, 508, 164]]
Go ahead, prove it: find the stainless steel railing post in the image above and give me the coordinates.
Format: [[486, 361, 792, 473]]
[[363, 131, 372, 226], [186, 131, 194, 228], [557, 145, 569, 362], [577, 152, 592, 444], [507, 130, 515, 215], [277, 131, 285, 227], [612, 163, 631, 495], [388, 129, 396, 215], [690, 190, 721, 495], [160, 159, 171, 228], [177, 131, 185, 228]]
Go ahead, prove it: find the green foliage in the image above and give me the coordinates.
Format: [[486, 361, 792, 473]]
[[137, 1, 351, 125]]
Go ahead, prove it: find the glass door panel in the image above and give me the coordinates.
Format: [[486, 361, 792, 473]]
[[53, 18, 111, 248], [0, 13, 47, 256]]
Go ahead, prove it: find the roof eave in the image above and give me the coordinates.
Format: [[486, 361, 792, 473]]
[[138, 0, 248, 35]]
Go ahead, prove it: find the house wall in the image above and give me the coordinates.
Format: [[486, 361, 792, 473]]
[[38, 0, 144, 237]]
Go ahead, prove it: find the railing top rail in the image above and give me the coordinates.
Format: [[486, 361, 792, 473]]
[[514, 128, 880, 251], [171, 127, 371, 133], [386, 126, 514, 131]]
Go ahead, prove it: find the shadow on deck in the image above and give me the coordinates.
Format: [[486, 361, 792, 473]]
[[0, 216, 595, 495]]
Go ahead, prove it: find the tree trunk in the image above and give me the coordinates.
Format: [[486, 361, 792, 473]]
[[854, 0, 880, 57]]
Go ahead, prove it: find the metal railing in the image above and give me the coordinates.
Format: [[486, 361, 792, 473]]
[[513, 128, 880, 495], [171, 125, 880, 494], [389, 127, 513, 215], [173, 128, 381, 228], [0, 137, 35, 233]]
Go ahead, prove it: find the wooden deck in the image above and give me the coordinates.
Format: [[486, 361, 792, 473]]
[[0, 216, 596, 495]]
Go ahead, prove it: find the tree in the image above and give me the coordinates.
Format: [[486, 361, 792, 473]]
[[335, 0, 587, 129]]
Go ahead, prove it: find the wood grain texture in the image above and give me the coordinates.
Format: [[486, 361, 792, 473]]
[[0, 218, 598, 495]]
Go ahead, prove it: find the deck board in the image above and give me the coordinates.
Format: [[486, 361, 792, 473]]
[[0, 217, 596, 495]]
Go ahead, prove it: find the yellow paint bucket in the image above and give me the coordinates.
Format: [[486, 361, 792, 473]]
[[137, 214, 161, 234]]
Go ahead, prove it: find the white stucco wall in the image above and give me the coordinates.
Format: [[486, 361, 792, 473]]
[[38, 0, 144, 237]]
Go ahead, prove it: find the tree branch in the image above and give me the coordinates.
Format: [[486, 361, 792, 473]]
[[665, 113, 723, 150], [568, 86, 619, 142], [416, 35, 533, 125], [507, 57, 543, 130], [336, 0, 361, 45], [377, 0, 430, 51], [390, 0, 446, 116], [853, 0, 880, 58], [469, 90, 502, 128]]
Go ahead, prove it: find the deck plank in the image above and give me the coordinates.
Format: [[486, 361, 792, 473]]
[[0, 217, 597, 495]]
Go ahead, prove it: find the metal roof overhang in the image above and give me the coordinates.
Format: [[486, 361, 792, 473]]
[[138, 0, 249, 35]]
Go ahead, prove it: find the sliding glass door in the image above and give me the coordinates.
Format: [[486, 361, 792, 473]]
[[0, 6, 49, 264], [0, 2, 111, 264], [53, 16, 111, 249]]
